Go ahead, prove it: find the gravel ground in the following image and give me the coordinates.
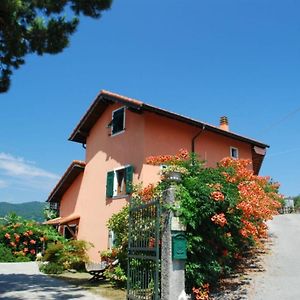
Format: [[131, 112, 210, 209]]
[[210, 214, 300, 300], [0, 262, 108, 300]]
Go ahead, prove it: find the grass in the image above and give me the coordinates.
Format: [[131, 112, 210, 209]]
[[52, 271, 126, 300]]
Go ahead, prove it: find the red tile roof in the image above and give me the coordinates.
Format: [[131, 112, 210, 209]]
[[43, 214, 80, 225], [47, 160, 85, 203], [68, 90, 269, 150]]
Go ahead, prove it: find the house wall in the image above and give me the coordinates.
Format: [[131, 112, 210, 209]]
[[60, 105, 254, 262], [75, 104, 146, 261], [59, 172, 84, 217], [140, 111, 253, 185]]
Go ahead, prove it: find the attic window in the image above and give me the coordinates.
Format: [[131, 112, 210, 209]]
[[230, 147, 239, 159], [111, 107, 125, 136]]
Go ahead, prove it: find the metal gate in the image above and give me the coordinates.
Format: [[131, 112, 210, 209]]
[[127, 198, 161, 300]]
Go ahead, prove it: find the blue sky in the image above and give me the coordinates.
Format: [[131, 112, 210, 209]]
[[0, 0, 299, 203]]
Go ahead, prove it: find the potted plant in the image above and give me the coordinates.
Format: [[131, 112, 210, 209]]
[[161, 165, 188, 183]]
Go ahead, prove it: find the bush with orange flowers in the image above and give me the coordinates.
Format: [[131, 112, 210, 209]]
[[0, 213, 64, 262], [146, 151, 282, 294]]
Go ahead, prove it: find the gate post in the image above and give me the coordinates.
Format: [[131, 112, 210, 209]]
[[161, 186, 187, 300]]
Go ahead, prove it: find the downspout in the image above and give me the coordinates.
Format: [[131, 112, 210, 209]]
[[191, 124, 205, 153]]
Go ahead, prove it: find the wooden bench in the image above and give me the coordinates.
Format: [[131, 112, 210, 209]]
[[85, 259, 119, 281]]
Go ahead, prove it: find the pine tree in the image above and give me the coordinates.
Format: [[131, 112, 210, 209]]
[[0, 0, 112, 92]]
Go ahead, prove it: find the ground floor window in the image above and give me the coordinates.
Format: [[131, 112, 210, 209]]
[[63, 224, 77, 239], [106, 165, 133, 198]]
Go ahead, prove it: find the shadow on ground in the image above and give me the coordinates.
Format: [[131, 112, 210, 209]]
[[0, 273, 93, 299]]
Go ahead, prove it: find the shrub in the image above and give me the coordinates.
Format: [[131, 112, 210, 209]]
[[40, 262, 64, 274], [0, 213, 64, 262], [107, 151, 282, 294], [104, 264, 127, 287], [147, 151, 282, 293], [41, 240, 91, 273], [0, 243, 15, 262]]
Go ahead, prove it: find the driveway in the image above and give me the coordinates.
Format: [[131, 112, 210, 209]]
[[248, 214, 300, 300], [0, 262, 108, 300]]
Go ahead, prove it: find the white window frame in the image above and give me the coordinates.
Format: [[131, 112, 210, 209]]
[[230, 147, 239, 159], [112, 165, 130, 197], [111, 106, 126, 137], [108, 230, 116, 250]]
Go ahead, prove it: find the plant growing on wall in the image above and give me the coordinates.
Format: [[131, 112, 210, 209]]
[[147, 150, 282, 295], [107, 150, 282, 294]]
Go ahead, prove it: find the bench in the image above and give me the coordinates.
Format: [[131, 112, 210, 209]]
[[85, 259, 119, 281]]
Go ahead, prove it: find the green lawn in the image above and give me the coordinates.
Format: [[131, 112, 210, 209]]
[[53, 271, 126, 300]]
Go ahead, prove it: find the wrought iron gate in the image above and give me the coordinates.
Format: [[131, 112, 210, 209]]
[[127, 198, 161, 300]]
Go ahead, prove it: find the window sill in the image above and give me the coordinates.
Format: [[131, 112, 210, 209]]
[[108, 194, 130, 200], [111, 129, 125, 137]]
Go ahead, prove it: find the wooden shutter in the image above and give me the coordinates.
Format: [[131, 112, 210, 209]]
[[106, 171, 114, 198], [125, 165, 134, 194]]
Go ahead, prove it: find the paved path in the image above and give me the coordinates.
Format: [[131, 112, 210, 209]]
[[248, 214, 300, 300], [0, 262, 108, 300]]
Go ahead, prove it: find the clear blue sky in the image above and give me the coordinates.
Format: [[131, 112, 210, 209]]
[[0, 1, 299, 203]]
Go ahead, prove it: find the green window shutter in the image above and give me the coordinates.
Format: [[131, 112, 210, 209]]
[[125, 165, 134, 194], [106, 171, 114, 198]]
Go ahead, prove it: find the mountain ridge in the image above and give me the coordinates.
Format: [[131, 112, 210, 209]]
[[0, 201, 45, 222]]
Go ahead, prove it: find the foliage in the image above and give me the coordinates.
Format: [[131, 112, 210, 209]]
[[41, 239, 91, 272], [107, 150, 282, 293], [107, 205, 129, 248], [293, 195, 300, 210], [147, 151, 282, 293], [0, 213, 64, 262], [106, 206, 129, 287], [104, 264, 127, 287], [40, 262, 64, 274], [0, 0, 112, 92], [0, 201, 46, 222], [0, 242, 15, 262], [43, 203, 58, 221]]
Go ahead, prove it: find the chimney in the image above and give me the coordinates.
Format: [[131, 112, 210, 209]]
[[219, 116, 229, 131]]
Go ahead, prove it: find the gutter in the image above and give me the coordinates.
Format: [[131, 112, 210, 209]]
[[192, 125, 206, 153]]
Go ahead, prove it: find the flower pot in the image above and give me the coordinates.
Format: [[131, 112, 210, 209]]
[[166, 171, 182, 183]]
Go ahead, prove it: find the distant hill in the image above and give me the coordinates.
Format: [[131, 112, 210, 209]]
[[0, 201, 46, 222]]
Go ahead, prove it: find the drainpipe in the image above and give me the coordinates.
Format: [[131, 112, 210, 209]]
[[191, 124, 205, 153]]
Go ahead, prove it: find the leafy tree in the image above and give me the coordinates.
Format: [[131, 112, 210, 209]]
[[43, 203, 58, 221], [293, 195, 300, 209], [0, 0, 112, 92]]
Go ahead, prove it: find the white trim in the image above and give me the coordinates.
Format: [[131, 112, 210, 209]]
[[230, 147, 239, 159], [108, 230, 115, 250], [113, 164, 131, 172], [111, 106, 126, 137], [112, 165, 130, 197]]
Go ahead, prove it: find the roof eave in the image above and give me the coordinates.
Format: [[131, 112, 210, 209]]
[[68, 90, 268, 149], [47, 162, 85, 203], [68, 91, 143, 143]]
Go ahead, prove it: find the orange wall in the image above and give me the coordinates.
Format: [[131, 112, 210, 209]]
[[141, 111, 252, 184], [75, 104, 146, 260], [64, 105, 253, 261], [59, 172, 84, 217]]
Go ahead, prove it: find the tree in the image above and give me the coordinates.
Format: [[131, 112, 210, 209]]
[[0, 0, 112, 92], [293, 195, 300, 210]]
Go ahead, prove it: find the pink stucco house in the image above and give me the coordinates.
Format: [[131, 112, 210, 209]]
[[46, 90, 268, 261]]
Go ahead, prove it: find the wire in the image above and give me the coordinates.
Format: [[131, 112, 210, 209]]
[[260, 106, 300, 133]]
